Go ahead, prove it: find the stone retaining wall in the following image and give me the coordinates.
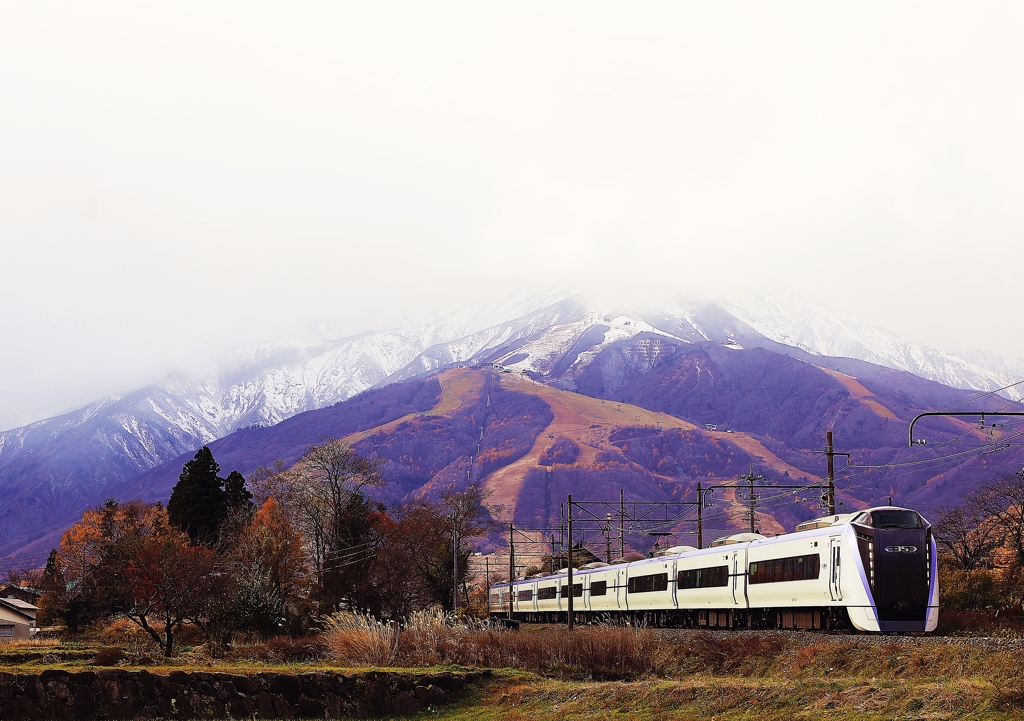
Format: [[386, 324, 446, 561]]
[[0, 668, 491, 719]]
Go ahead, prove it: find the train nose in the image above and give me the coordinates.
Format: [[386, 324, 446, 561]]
[[873, 528, 930, 632]]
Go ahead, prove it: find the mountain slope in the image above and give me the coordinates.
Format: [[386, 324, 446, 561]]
[[103, 355, 1024, 562]]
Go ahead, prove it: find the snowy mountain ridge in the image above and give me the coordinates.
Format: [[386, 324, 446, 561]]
[[727, 291, 1024, 401]]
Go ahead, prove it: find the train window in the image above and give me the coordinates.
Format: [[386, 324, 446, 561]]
[[590, 581, 607, 596], [560, 583, 583, 598], [748, 554, 820, 584], [627, 573, 669, 594], [678, 565, 729, 589], [517, 589, 534, 601], [537, 586, 557, 600], [861, 510, 922, 529]]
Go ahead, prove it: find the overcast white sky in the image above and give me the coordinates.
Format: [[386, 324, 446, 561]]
[[2, 2, 1024, 429]]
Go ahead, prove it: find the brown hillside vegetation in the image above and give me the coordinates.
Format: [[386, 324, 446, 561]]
[[477, 370, 827, 532], [482, 373, 699, 517], [341, 368, 782, 529], [335, 367, 881, 533], [819, 367, 899, 422], [341, 370, 486, 446]]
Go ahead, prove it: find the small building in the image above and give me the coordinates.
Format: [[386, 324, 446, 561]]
[[0, 597, 37, 641]]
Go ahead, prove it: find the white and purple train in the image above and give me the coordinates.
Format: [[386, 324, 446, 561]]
[[489, 506, 938, 632]]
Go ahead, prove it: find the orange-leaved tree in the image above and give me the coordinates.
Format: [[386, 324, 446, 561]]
[[46, 499, 154, 631], [118, 505, 219, 657], [50, 500, 219, 656], [207, 497, 310, 642]]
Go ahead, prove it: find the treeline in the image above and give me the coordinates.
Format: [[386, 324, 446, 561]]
[[936, 468, 1024, 612], [36, 438, 493, 656]]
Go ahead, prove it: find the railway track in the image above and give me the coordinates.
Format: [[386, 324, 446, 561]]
[[652, 627, 1024, 649]]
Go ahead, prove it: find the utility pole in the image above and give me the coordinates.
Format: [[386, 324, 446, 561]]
[[508, 524, 515, 619], [826, 431, 835, 516], [824, 431, 851, 517], [567, 494, 574, 631], [738, 466, 764, 533], [485, 556, 490, 618], [604, 513, 613, 563], [452, 519, 459, 612], [619, 488, 625, 559], [559, 503, 564, 562], [749, 469, 756, 533], [696, 481, 703, 549]]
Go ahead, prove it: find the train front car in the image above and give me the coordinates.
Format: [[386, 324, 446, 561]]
[[850, 507, 938, 632]]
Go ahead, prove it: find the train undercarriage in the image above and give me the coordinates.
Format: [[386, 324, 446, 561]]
[[505, 606, 853, 630]]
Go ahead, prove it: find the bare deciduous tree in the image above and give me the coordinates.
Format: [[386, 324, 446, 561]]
[[267, 437, 386, 613], [969, 470, 1024, 568], [934, 504, 1000, 571]]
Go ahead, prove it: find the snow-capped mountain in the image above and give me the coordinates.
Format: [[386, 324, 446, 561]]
[[2, 288, 1023, 569], [727, 290, 1024, 401]]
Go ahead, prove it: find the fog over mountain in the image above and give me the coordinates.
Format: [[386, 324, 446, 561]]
[[5, 4, 1024, 431]]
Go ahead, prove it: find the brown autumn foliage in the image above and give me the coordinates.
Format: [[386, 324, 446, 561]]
[[42, 439, 501, 656]]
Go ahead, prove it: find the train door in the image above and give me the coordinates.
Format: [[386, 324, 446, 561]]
[[731, 551, 742, 606], [829, 537, 843, 602], [671, 560, 679, 609]]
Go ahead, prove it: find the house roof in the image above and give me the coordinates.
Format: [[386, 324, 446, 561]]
[[0, 597, 37, 611], [0, 598, 37, 620], [0, 584, 42, 597]]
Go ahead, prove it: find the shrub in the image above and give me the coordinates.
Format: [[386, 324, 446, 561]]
[[229, 635, 328, 663], [395, 606, 467, 666], [394, 609, 656, 680], [321, 611, 398, 666], [91, 647, 127, 666], [939, 566, 999, 611], [89, 618, 160, 655]]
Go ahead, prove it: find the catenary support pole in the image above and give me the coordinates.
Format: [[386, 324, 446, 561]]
[[453, 520, 458, 612], [508, 524, 515, 619], [826, 431, 836, 517], [605, 513, 612, 563], [567, 494, 574, 631], [697, 481, 703, 549], [749, 469, 756, 533], [619, 488, 625, 559]]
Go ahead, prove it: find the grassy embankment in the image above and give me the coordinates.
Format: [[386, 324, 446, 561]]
[[5, 626, 1024, 719], [430, 629, 1024, 720]]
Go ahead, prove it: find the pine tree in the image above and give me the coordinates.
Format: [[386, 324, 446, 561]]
[[168, 446, 227, 546], [224, 470, 254, 517]]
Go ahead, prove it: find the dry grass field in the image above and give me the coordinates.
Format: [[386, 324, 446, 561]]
[[5, 621, 1024, 719], [426, 626, 1024, 719]]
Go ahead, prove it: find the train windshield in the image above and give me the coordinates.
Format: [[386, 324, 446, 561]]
[[859, 510, 923, 529]]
